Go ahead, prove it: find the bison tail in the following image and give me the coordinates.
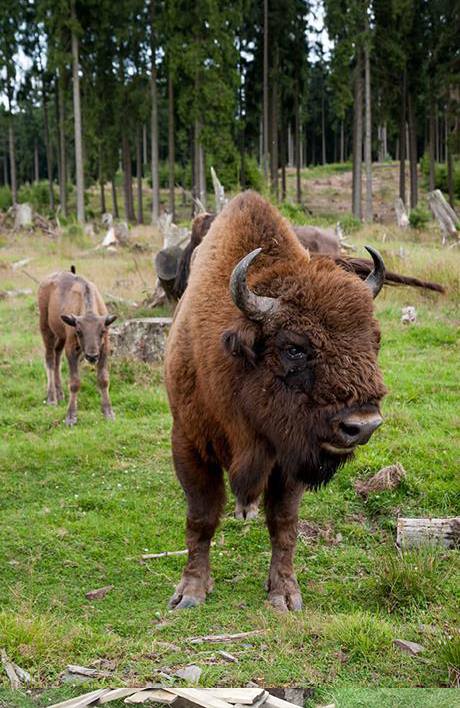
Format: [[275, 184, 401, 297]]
[[70, 265, 76, 274], [336, 257, 446, 294]]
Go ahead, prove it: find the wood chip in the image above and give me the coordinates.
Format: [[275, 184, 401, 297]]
[[393, 639, 425, 655], [48, 689, 111, 708], [125, 690, 178, 704], [85, 585, 114, 600], [217, 650, 238, 663], [203, 689, 265, 704], [1, 648, 20, 689], [188, 631, 264, 644], [97, 689, 141, 704]]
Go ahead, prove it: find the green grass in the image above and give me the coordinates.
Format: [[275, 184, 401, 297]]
[[0, 222, 459, 694]]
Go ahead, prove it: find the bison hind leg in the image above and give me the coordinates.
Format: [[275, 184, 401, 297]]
[[234, 496, 260, 520]]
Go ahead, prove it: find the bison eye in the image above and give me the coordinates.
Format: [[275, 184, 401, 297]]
[[286, 345, 305, 360]]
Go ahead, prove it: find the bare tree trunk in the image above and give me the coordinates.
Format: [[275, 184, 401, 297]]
[[429, 99, 436, 191], [71, 0, 84, 222], [270, 50, 279, 199], [122, 131, 134, 221], [150, 0, 160, 222], [399, 70, 407, 205], [364, 39, 372, 222], [446, 117, 454, 209], [321, 93, 326, 165], [340, 120, 344, 163], [136, 126, 143, 224], [58, 70, 68, 215], [143, 124, 147, 167], [42, 88, 55, 210], [168, 70, 175, 219], [34, 141, 39, 183], [8, 121, 17, 203], [111, 176, 119, 218], [295, 89, 301, 204], [280, 123, 286, 201], [407, 92, 418, 208], [263, 0, 269, 180], [352, 50, 363, 220], [288, 123, 293, 166], [99, 156, 106, 215]]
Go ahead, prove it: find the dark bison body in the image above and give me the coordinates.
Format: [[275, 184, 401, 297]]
[[165, 192, 387, 611]]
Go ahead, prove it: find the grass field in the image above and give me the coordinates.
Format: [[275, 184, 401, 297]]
[[0, 173, 459, 705]]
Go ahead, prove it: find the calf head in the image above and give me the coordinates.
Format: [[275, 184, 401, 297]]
[[223, 247, 387, 487], [61, 313, 117, 363]]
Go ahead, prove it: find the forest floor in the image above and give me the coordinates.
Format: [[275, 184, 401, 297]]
[[0, 166, 459, 705]]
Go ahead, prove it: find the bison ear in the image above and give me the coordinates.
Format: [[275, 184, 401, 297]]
[[222, 327, 258, 366], [61, 314, 77, 327], [105, 314, 117, 327]]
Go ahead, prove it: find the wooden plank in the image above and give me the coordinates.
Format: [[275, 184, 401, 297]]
[[97, 688, 142, 703], [48, 689, 111, 708], [264, 694, 300, 708], [203, 690, 265, 704], [167, 688, 234, 708], [125, 690, 178, 704]]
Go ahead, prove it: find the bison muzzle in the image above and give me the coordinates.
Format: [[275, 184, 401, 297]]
[[165, 191, 387, 612]]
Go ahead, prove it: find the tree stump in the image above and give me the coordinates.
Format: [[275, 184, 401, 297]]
[[13, 203, 33, 230], [110, 317, 172, 363], [396, 517, 460, 549], [428, 189, 459, 245], [394, 197, 409, 228]]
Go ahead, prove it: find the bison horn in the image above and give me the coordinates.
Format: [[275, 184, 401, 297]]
[[364, 246, 385, 298], [230, 248, 279, 321]]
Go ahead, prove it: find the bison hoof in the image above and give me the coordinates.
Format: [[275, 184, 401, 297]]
[[65, 415, 77, 427], [46, 397, 57, 406], [56, 390, 65, 402], [234, 499, 259, 521], [103, 409, 115, 421], [268, 590, 303, 612], [169, 593, 204, 610]]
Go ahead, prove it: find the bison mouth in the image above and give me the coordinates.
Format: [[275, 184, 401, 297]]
[[320, 442, 356, 456]]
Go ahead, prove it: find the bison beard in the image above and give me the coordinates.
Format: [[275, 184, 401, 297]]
[[165, 191, 386, 612]]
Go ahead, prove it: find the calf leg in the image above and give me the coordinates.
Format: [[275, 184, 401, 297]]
[[41, 327, 57, 405], [54, 339, 65, 402], [169, 425, 225, 610], [264, 467, 304, 612], [65, 349, 80, 426], [97, 349, 114, 420]]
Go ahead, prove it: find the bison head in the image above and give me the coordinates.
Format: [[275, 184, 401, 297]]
[[222, 246, 387, 487], [61, 313, 117, 364]]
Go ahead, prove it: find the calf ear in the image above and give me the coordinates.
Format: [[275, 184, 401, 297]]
[[61, 314, 77, 327], [222, 326, 258, 366], [105, 314, 117, 327]]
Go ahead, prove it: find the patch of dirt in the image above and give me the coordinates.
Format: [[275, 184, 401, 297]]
[[297, 520, 341, 545]]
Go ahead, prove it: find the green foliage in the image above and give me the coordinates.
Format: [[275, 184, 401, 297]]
[[323, 612, 393, 661], [437, 634, 460, 687], [243, 157, 264, 192], [420, 155, 460, 199], [17, 181, 57, 213], [0, 185, 12, 211], [338, 213, 362, 233], [409, 206, 431, 229], [278, 201, 310, 224]]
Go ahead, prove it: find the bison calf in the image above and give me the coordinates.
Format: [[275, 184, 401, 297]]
[[38, 269, 117, 426]]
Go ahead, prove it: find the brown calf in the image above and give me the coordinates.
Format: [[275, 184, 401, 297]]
[[38, 268, 117, 426]]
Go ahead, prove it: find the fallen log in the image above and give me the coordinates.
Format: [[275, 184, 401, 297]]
[[396, 517, 460, 549], [428, 189, 459, 245]]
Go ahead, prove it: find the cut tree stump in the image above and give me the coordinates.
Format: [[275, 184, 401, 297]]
[[394, 197, 409, 228], [397, 517, 460, 549], [428, 189, 459, 245], [110, 318, 172, 363]]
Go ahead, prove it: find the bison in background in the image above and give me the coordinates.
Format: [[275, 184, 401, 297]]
[[165, 191, 387, 612]]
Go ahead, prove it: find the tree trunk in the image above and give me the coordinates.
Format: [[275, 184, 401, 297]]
[[407, 92, 418, 208], [295, 89, 301, 204], [168, 70, 175, 219], [321, 93, 326, 165], [263, 0, 269, 180], [111, 176, 119, 218], [99, 157, 106, 215], [364, 39, 372, 223], [399, 70, 407, 205], [429, 98, 436, 191], [42, 87, 55, 210], [352, 50, 363, 220], [288, 123, 294, 166], [122, 131, 134, 221], [136, 126, 143, 224], [143, 123, 148, 167], [270, 60, 279, 199], [340, 120, 344, 163], [150, 0, 160, 222], [8, 121, 17, 203], [446, 126, 454, 209], [280, 123, 286, 201], [71, 0, 85, 222], [58, 68, 68, 215], [34, 141, 39, 183]]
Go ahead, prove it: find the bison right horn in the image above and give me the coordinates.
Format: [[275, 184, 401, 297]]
[[230, 248, 280, 321], [364, 246, 385, 298]]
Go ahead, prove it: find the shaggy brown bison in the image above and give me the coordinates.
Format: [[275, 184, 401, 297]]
[[165, 191, 387, 611], [38, 268, 117, 426]]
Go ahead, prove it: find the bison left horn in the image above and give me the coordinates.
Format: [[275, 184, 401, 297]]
[[230, 248, 280, 321], [364, 246, 385, 298]]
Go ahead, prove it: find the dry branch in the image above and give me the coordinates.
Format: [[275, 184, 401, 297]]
[[188, 630, 264, 644], [1, 648, 20, 689], [141, 549, 188, 560]]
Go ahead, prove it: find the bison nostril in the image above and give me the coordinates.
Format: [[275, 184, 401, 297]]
[[339, 422, 361, 438]]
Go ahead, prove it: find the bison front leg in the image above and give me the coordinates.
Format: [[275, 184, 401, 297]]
[[65, 349, 80, 426], [264, 468, 304, 612], [169, 426, 225, 610], [97, 350, 114, 420]]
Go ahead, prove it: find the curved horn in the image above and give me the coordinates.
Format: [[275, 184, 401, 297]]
[[230, 248, 279, 321], [364, 245, 385, 298]]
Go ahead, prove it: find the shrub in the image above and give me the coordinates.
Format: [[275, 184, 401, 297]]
[[409, 206, 431, 229], [243, 156, 264, 192], [437, 634, 460, 687], [420, 154, 460, 199], [278, 201, 309, 224], [339, 213, 362, 233], [18, 181, 58, 213], [0, 185, 12, 211], [323, 612, 393, 661]]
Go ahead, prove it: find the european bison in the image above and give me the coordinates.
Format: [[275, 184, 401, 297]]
[[38, 268, 117, 426], [165, 191, 387, 611]]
